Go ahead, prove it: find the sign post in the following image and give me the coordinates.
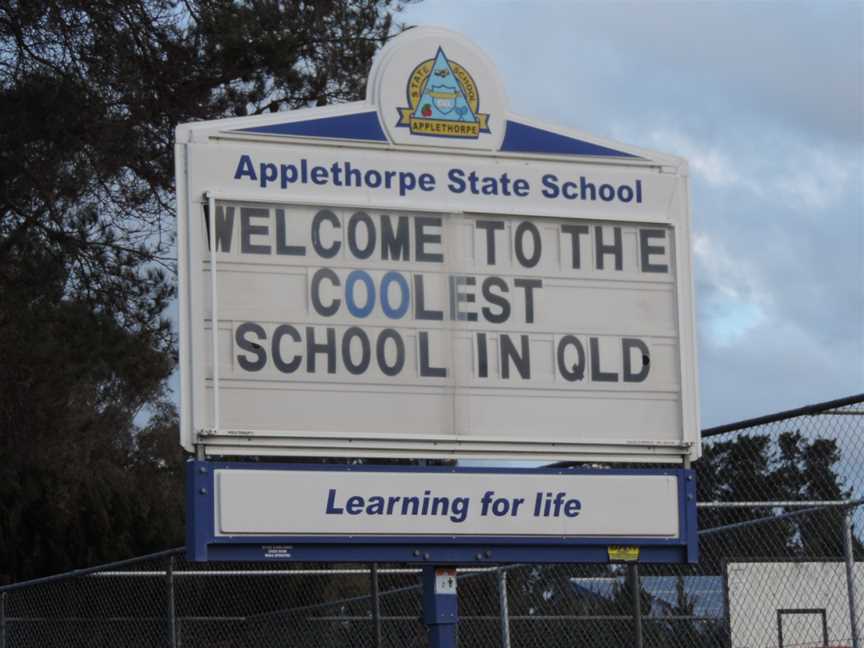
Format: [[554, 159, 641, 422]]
[[423, 567, 458, 648], [177, 25, 702, 644]]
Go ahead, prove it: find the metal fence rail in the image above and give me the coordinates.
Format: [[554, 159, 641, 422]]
[[1, 393, 862, 647]]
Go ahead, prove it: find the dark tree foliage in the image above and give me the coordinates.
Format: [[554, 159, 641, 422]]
[[697, 430, 860, 573], [0, 0, 404, 582]]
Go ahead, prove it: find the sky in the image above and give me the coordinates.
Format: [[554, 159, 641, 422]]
[[399, 0, 864, 428]]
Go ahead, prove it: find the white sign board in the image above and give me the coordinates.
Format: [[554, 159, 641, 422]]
[[176, 27, 699, 461], [213, 468, 681, 539]]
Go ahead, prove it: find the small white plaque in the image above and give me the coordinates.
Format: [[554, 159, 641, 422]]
[[435, 568, 457, 595]]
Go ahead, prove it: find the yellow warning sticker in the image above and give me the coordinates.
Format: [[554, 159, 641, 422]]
[[608, 546, 640, 562]]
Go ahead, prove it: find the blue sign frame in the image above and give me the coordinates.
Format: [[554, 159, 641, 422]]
[[186, 461, 698, 564]]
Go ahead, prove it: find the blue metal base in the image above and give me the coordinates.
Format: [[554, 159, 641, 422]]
[[423, 566, 459, 648], [428, 625, 458, 648], [198, 541, 692, 564]]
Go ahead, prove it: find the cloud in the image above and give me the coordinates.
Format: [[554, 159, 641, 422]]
[[772, 149, 855, 211], [634, 128, 859, 212], [698, 314, 863, 426], [643, 129, 745, 189], [403, 2, 864, 147], [693, 233, 769, 347]]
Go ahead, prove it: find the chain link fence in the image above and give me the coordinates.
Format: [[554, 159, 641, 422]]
[[1, 393, 862, 647]]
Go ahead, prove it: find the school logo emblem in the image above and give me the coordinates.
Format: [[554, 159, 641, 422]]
[[396, 46, 490, 139]]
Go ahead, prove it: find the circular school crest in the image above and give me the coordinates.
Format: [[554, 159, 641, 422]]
[[367, 27, 507, 150], [396, 47, 490, 139]]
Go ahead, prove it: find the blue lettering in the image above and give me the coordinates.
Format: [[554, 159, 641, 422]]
[[345, 495, 364, 514], [259, 162, 277, 188], [328, 491, 473, 522], [366, 496, 385, 515], [325, 489, 343, 514], [419, 173, 436, 191], [513, 178, 530, 197], [345, 270, 375, 318], [541, 174, 559, 198], [280, 164, 298, 188], [234, 159, 645, 207], [564, 498, 581, 517], [533, 491, 582, 517], [580, 176, 596, 200], [365, 169, 382, 188], [311, 165, 328, 185], [491, 498, 510, 516], [450, 497, 469, 523], [599, 184, 615, 201], [562, 181, 579, 199], [481, 176, 499, 196], [234, 154, 257, 181], [480, 490, 495, 516], [398, 171, 415, 196], [380, 271, 410, 319], [447, 168, 467, 193]]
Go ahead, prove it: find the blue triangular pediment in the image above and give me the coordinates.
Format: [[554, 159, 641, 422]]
[[236, 111, 387, 142], [501, 121, 640, 158], [230, 110, 642, 159]]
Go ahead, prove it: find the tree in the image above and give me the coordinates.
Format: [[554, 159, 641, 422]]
[[695, 429, 860, 574], [0, 0, 405, 581], [696, 434, 798, 572], [774, 431, 860, 558]]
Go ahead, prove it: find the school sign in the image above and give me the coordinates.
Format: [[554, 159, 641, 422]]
[[176, 28, 699, 465], [178, 27, 699, 567]]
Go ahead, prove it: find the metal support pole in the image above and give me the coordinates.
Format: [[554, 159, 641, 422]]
[[423, 566, 458, 648], [370, 563, 382, 648], [844, 509, 861, 648], [167, 556, 178, 648], [1, 591, 7, 648], [497, 568, 511, 648], [629, 564, 643, 648], [206, 192, 221, 433]]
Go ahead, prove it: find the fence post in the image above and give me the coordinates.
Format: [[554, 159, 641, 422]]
[[370, 563, 382, 648], [497, 568, 511, 648], [167, 555, 178, 648], [629, 564, 643, 648], [1, 591, 7, 648], [844, 508, 861, 648]]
